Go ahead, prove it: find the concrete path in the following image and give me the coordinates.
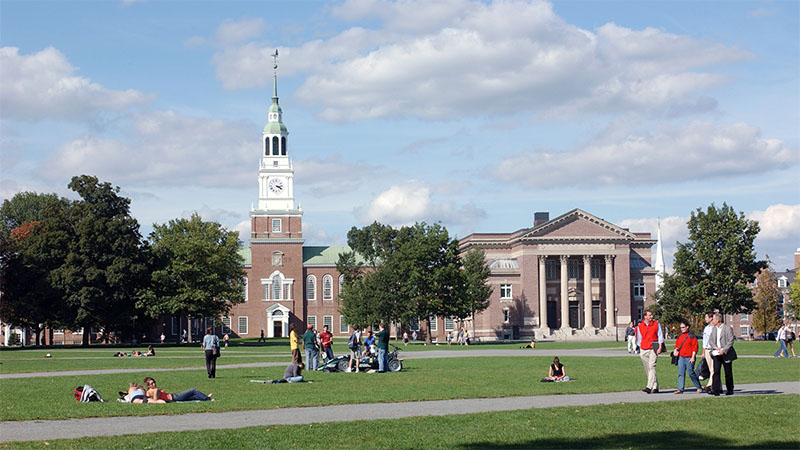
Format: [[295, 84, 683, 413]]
[[0, 348, 776, 379], [1, 381, 797, 443]]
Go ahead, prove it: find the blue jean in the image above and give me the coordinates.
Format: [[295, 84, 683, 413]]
[[378, 348, 388, 372], [677, 356, 701, 391], [170, 388, 211, 402], [305, 348, 319, 370], [774, 339, 788, 357], [323, 347, 334, 361]]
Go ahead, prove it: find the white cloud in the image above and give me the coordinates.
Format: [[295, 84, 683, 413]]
[[494, 121, 797, 187], [0, 46, 152, 122], [212, 0, 750, 121], [294, 154, 381, 195], [233, 219, 251, 241], [302, 221, 335, 245], [215, 18, 264, 46], [748, 204, 800, 240], [41, 111, 255, 188], [356, 180, 486, 228]]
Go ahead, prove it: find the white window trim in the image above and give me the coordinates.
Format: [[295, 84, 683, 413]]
[[500, 283, 512, 300], [272, 218, 282, 233], [238, 316, 248, 335], [339, 316, 348, 334], [322, 274, 333, 301], [429, 316, 438, 332], [306, 275, 317, 301], [222, 317, 232, 334], [444, 317, 455, 332], [503, 309, 510, 324], [307, 316, 317, 328], [323, 315, 333, 330]]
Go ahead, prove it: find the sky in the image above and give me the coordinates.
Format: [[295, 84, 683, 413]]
[[1, 0, 798, 271]]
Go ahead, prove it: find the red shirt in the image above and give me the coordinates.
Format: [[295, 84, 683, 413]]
[[636, 320, 661, 350], [674, 332, 698, 357], [320, 331, 333, 348]]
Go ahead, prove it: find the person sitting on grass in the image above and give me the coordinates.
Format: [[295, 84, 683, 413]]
[[541, 357, 570, 382], [521, 337, 536, 349], [269, 362, 305, 383], [145, 345, 155, 356], [143, 377, 213, 402]]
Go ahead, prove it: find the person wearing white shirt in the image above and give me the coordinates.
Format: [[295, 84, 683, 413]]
[[695, 312, 715, 390], [774, 323, 788, 358]]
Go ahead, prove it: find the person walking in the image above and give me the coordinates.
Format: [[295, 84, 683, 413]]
[[201, 327, 219, 378], [319, 325, 334, 362], [625, 321, 637, 353], [708, 313, 736, 396], [302, 324, 319, 371], [257, 329, 266, 343], [774, 323, 789, 358], [696, 312, 716, 391], [636, 310, 663, 394], [289, 323, 301, 365], [672, 319, 703, 394], [375, 322, 390, 373], [787, 327, 797, 357]]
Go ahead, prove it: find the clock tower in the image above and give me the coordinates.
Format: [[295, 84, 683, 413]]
[[250, 50, 302, 240]]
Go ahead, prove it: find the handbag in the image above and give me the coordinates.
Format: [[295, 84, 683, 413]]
[[670, 335, 687, 365]]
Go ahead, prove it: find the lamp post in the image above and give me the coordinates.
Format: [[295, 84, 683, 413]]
[[614, 307, 619, 342]]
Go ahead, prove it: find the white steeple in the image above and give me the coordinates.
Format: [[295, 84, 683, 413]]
[[655, 219, 666, 291], [256, 49, 298, 212]]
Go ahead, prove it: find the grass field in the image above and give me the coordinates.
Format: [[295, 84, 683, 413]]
[[3, 394, 797, 449], [2, 354, 798, 421]]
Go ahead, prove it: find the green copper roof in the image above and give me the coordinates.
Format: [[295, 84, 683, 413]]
[[264, 121, 288, 133], [238, 247, 252, 266], [269, 100, 282, 113], [303, 246, 366, 265]]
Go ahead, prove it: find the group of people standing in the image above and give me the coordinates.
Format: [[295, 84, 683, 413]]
[[636, 311, 737, 397], [345, 322, 391, 372]]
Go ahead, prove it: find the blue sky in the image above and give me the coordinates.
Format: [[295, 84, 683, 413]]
[[1, 0, 798, 271]]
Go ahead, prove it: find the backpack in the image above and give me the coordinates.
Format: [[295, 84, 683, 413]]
[[74, 384, 104, 402], [786, 331, 796, 342], [347, 332, 359, 350]]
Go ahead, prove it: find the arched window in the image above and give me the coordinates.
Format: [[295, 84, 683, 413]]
[[272, 309, 283, 317], [264, 137, 269, 156], [306, 275, 316, 301], [338, 274, 344, 295], [322, 274, 333, 301], [272, 274, 282, 300], [272, 136, 279, 156], [281, 137, 287, 155]]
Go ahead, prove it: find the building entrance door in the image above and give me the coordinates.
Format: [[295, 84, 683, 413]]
[[569, 302, 579, 328], [273, 321, 282, 337], [592, 301, 601, 327], [547, 300, 558, 328]]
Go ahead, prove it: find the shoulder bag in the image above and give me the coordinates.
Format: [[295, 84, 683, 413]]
[[670, 335, 687, 365]]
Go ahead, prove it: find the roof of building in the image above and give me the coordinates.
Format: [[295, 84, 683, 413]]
[[629, 253, 652, 270], [303, 246, 366, 266]]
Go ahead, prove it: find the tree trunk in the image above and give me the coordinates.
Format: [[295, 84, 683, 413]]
[[49, 328, 54, 346], [82, 322, 90, 347], [187, 315, 192, 344], [35, 327, 42, 346], [424, 318, 432, 345]]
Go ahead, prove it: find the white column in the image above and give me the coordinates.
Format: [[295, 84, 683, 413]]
[[538, 256, 547, 330], [583, 255, 593, 329], [560, 255, 569, 330], [605, 255, 615, 330]]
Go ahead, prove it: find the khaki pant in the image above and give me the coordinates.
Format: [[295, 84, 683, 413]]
[[640, 348, 658, 390], [703, 348, 715, 387]]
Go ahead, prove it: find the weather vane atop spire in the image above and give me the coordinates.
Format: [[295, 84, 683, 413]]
[[272, 49, 279, 71]]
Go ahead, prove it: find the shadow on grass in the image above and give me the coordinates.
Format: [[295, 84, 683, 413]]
[[457, 431, 797, 449]]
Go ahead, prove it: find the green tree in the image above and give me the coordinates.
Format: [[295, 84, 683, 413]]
[[0, 192, 73, 346], [338, 222, 491, 343], [656, 203, 765, 319], [52, 175, 150, 346], [787, 274, 800, 323], [458, 248, 493, 337], [752, 267, 782, 337], [140, 213, 245, 343]]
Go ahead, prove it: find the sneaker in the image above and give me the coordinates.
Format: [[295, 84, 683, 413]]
[[642, 388, 651, 394], [651, 389, 659, 394]]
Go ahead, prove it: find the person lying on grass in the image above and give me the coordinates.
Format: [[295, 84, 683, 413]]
[[541, 356, 571, 382], [143, 377, 213, 402], [119, 382, 164, 403]]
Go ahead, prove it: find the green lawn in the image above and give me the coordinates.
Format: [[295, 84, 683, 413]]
[[3, 394, 797, 449], [1, 355, 797, 421]]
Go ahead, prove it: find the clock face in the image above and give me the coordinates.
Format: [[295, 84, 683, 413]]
[[269, 178, 284, 194]]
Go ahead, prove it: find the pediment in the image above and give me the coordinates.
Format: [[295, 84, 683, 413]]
[[521, 209, 635, 240]]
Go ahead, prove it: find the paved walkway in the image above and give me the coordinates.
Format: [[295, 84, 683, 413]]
[[1, 381, 797, 443]]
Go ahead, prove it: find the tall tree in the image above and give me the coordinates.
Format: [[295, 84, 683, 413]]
[[457, 248, 493, 337], [52, 175, 150, 346], [752, 267, 782, 337], [140, 213, 245, 342], [338, 222, 491, 343], [657, 203, 765, 318], [787, 274, 800, 323], [0, 192, 72, 346]]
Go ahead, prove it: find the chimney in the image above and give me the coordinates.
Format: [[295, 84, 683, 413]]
[[534, 212, 549, 227]]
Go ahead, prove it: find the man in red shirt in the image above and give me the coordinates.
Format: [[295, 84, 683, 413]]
[[636, 310, 664, 394], [672, 319, 702, 394], [320, 325, 334, 362]]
